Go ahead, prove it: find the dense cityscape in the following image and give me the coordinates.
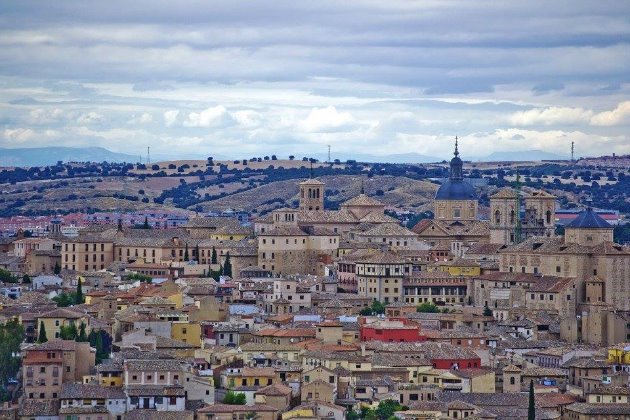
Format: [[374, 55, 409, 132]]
[[0, 143, 628, 419], [2, 1, 630, 419]]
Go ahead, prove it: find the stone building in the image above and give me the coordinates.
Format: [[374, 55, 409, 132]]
[[257, 208, 339, 276], [489, 187, 556, 246]]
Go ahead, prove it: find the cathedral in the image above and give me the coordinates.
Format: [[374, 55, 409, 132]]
[[413, 138, 558, 249]]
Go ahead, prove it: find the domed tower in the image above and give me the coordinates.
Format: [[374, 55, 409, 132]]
[[434, 138, 478, 222]]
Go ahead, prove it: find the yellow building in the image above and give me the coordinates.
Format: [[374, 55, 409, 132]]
[[97, 363, 124, 387], [432, 258, 481, 276], [171, 321, 201, 347], [223, 367, 275, 388], [37, 308, 89, 340], [608, 342, 630, 365]]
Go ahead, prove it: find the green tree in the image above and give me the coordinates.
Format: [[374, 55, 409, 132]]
[[37, 321, 48, 343], [0, 268, 16, 283], [59, 323, 78, 340], [184, 243, 189, 261], [483, 304, 493, 317], [53, 292, 74, 307], [371, 299, 385, 315], [127, 272, 152, 283], [54, 262, 61, 275], [223, 390, 246, 405], [77, 322, 88, 342], [142, 216, 150, 229], [375, 399, 406, 420], [0, 319, 25, 390], [22, 274, 31, 284], [90, 329, 109, 364], [528, 380, 535, 420], [346, 408, 360, 420], [211, 246, 218, 264], [417, 302, 440, 313], [223, 252, 232, 277], [75, 279, 84, 304]]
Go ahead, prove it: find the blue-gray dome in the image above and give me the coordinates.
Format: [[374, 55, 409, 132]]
[[435, 179, 477, 200], [567, 208, 611, 229]]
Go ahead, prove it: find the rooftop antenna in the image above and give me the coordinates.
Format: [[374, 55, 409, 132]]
[[147, 146, 151, 164], [327, 145, 331, 163], [571, 141, 574, 162]]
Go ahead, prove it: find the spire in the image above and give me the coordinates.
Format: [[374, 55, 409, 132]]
[[449, 136, 463, 181]]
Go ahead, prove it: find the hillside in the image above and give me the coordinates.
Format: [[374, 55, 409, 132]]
[[0, 156, 627, 217]]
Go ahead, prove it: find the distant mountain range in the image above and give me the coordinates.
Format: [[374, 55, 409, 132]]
[[0, 147, 139, 167], [0, 146, 568, 167]]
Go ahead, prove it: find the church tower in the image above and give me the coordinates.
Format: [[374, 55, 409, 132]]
[[299, 178, 325, 211], [489, 188, 519, 245], [434, 138, 478, 222]]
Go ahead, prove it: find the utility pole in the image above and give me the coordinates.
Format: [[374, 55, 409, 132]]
[[147, 147, 151, 164], [571, 141, 574, 162]]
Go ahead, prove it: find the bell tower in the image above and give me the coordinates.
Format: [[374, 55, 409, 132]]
[[490, 188, 519, 245], [299, 178, 325, 211]]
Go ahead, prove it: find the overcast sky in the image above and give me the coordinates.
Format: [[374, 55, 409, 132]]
[[1, 0, 629, 160]]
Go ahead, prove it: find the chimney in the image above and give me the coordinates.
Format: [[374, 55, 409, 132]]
[[360, 343, 366, 357], [117, 219, 123, 232]]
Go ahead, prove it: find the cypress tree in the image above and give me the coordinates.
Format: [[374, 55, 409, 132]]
[[143, 216, 150, 229], [211, 247, 218, 264], [95, 330, 104, 363], [195, 244, 200, 262], [184, 243, 189, 261], [77, 322, 87, 342], [54, 262, 61, 275], [528, 380, 535, 420], [75, 279, 84, 304], [37, 321, 48, 343], [223, 252, 232, 277]]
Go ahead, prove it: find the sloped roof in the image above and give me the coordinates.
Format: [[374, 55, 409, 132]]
[[491, 188, 519, 199], [342, 194, 385, 207], [567, 208, 612, 229]]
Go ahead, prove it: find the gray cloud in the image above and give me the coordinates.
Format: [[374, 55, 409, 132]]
[[0, 0, 628, 158]]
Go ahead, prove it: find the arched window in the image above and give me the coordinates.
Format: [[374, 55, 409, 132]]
[[494, 210, 501, 224]]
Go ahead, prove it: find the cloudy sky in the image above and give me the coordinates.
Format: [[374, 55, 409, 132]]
[[1, 0, 629, 161]]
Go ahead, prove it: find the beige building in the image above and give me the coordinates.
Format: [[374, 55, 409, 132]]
[[61, 234, 114, 272], [257, 208, 339, 276], [356, 251, 412, 304], [23, 340, 95, 400]]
